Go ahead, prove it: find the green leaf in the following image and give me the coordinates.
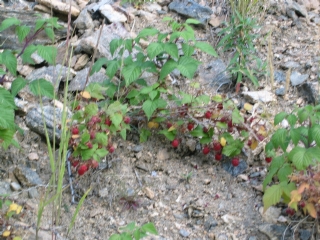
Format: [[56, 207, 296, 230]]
[[274, 112, 287, 125], [109, 234, 121, 240], [91, 58, 108, 75], [271, 128, 288, 151], [231, 108, 244, 124], [190, 125, 205, 137], [35, 18, 46, 31], [297, 107, 310, 123], [141, 222, 158, 235], [194, 42, 218, 57], [3, 50, 17, 76], [0, 108, 15, 130], [278, 163, 293, 183], [80, 132, 90, 144], [122, 64, 141, 86], [181, 43, 194, 56], [159, 59, 178, 80], [164, 43, 179, 59], [136, 27, 159, 39], [127, 89, 139, 99], [85, 82, 107, 100], [287, 114, 297, 126], [110, 39, 123, 56], [177, 56, 200, 79], [110, 113, 123, 128], [0, 88, 16, 108], [21, 45, 37, 64], [147, 42, 164, 59], [200, 137, 212, 144], [11, 77, 27, 96], [133, 229, 141, 240], [185, 18, 201, 25], [222, 139, 243, 157], [29, 79, 54, 99], [158, 129, 176, 141], [37, 45, 57, 65], [84, 103, 98, 117], [95, 132, 108, 145], [140, 128, 151, 143], [16, 25, 30, 43], [263, 184, 283, 212], [95, 148, 109, 158], [0, 18, 20, 32], [290, 128, 301, 146], [149, 90, 159, 100], [106, 60, 120, 79], [142, 100, 158, 120], [263, 167, 278, 190], [288, 147, 313, 170], [44, 27, 55, 41], [310, 125, 320, 146]]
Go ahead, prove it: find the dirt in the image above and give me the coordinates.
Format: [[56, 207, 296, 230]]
[[1, 0, 320, 240]]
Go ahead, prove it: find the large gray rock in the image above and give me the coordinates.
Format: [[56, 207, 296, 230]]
[[68, 67, 107, 91], [73, 9, 95, 30], [13, 166, 43, 187], [25, 105, 71, 143], [0, 9, 68, 50], [168, 0, 213, 25], [199, 59, 231, 91], [73, 22, 130, 59]]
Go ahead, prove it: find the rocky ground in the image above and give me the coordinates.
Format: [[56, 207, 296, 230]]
[[0, 0, 320, 239]]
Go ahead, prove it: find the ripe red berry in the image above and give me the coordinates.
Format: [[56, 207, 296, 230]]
[[215, 153, 222, 161], [286, 208, 295, 216], [86, 142, 93, 149], [204, 111, 212, 119], [72, 127, 79, 135], [72, 160, 79, 167], [231, 157, 239, 167], [213, 142, 222, 152], [187, 123, 194, 131], [90, 131, 96, 140], [247, 139, 252, 146], [74, 105, 81, 111], [228, 127, 233, 133], [124, 116, 131, 124], [257, 134, 265, 141], [203, 146, 210, 155], [203, 127, 208, 133], [299, 201, 306, 208], [109, 145, 115, 153], [91, 116, 101, 123], [227, 120, 233, 128], [78, 164, 88, 176], [265, 157, 272, 163], [220, 116, 228, 123], [172, 139, 179, 148], [91, 160, 99, 169], [217, 103, 223, 110], [167, 122, 173, 129], [105, 118, 112, 126]]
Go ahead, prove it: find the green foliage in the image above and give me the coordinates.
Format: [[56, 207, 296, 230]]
[[0, 16, 60, 149], [217, 10, 266, 87], [109, 222, 158, 240], [263, 104, 320, 213]]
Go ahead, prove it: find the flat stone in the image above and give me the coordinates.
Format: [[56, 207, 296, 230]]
[[37, 0, 80, 17], [157, 149, 169, 161], [185, 139, 197, 152], [274, 70, 286, 82], [10, 182, 22, 191], [74, 54, 89, 70], [179, 229, 190, 237], [99, 188, 109, 198], [28, 188, 39, 198], [259, 206, 281, 224], [290, 71, 309, 86], [168, 0, 213, 25], [275, 87, 285, 96], [144, 187, 155, 199], [281, 61, 300, 69], [13, 166, 42, 187], [242, 90, 276, 103], [99, 4, 127, 23], [28, 152, 39, 161], [204, 215, 218, 231]]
